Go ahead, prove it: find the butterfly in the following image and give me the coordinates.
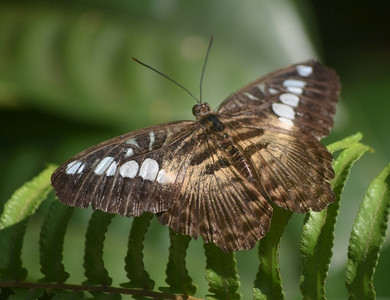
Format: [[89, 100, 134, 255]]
[[51, 59, 340, 253]]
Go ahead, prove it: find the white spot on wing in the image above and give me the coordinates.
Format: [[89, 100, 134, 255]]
[[77, 163, 86, 174], [149, 131, 155, 150], [157, 169, 166, 184], [244, 92, 259, 101], [272, 103, 295, 120], [244, 92, 260, 100], [257, 83, 265, 93], [279, 117, 294, 126], [125, 138, 138, 147], [106, 161, 117, 176], [119, 161, 139, 178], [287, 86, 303, 95], [66, 161, 82, 174], [124, 148, 134, 158], [279, 93, 300, 107], [283, 79, 306, 88], [268, 88, 278, 95], [296, 65, 313, 77], [94, 157, 115, 175], [139, 158, 159, 181]]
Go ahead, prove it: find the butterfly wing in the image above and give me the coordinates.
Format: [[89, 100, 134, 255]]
[[51, 59, 340, 253], [158, 135, 272, 253], [51, 120, 199, 216], [218, 60, 340, 140], [216, 60, 340, 213], [223, 120, 335, 213], [52, 118, 272, 252]]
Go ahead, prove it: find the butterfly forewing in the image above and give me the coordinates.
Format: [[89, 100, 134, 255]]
[[52, 59, 340, 253], [218, 60, 340, 139], [52, 121, 197, 216]]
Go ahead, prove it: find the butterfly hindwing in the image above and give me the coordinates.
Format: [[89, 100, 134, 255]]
[[158, 136, 273, 253], [223, 121, 335, 213]]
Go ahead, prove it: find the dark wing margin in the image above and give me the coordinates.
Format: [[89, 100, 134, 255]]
[[51, 120, 198, 217], [218, 60, 340, 140]]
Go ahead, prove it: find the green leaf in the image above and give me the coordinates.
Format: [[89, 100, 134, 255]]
[[326, 132, 364, 153], [345, 163, 390, 300], [0, 287, 13, 298], [0, 165, 57, 229], [0, 166, 55, 281], [52, 290, 85, 299], [121, 212, 154, 291], [160, 228, 197, 295], [8, 288, 43, 300], [87, 293, 121, 300], [253, 206, 293, 300], [0, 220, 28, 280], [83, 210, 115, 286], [300, 141, 370, 299], [204, 243, 241, 300], [39, 200, 74, 282]]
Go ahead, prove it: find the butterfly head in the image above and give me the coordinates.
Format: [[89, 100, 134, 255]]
[[192, 102, 212, 119]]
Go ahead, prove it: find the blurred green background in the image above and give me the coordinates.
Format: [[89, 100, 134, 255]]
[[0, 0, 389, 299]]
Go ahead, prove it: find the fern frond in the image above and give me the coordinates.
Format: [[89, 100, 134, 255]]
[[1, 134, 388, 300], [204, 243, 241, 300], [346, 163, 390, 299], [39, 200, 74, 282], [300, 136, 370, 299], [83, 210, 115, 286], [253, 206, 293, 300], [7, 288, 43, 299], [121, 212, 154, 290], [0, 165, 56, 281], [0, 165, 56, 230], [0, 220, 28, 281], [161, 228, 197, 295]]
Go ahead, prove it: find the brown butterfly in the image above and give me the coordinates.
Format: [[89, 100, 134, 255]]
[[51, 57, 340, 253]]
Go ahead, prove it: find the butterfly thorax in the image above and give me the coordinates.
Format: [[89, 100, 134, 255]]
[[194, 107, 256, 183], [192, 102, 225, 132], [201, 114, 225, 133]]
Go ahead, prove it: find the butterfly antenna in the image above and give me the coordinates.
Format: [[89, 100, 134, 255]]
[[199, 36, 214, 104], [132, 57, 200, 104]]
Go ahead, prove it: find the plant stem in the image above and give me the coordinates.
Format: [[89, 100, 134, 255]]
[[0, 281, 204, 300]]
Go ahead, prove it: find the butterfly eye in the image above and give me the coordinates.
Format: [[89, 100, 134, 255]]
[[192, 104, 201, 116], [192, 103, 211, 118]]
